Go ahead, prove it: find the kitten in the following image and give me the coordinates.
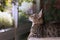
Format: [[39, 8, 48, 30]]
[[28, 9, 43, 38], [28, 9, 58, 40], [29, 9, 43, 27]]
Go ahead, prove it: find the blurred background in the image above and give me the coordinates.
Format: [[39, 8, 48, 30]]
[[18, 0, 40, 40], [0, 0, 60, 40], [0, 0, 41, 40], [0, 0, 16, 40]]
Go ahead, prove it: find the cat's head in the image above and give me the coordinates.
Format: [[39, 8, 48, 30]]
[[29, 9, 43, 24]]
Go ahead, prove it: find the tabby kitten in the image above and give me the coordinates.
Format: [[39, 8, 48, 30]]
[[28, 9, 58, 39], [28, 9, 43, 38]]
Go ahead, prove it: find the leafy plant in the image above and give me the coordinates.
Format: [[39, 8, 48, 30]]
[[0, 12, 13, 29], [0, 0, 12, 12], [18, 0, 33, 6], [18, 12, 28, 24]]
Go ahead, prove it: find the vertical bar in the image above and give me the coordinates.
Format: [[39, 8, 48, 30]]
[[12, 1, 18, 40]]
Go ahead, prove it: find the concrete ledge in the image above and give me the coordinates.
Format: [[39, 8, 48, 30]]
[[28, 37, 60, 40]]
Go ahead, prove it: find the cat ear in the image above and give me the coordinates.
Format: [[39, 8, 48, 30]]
[[38, 9, 43, 19]]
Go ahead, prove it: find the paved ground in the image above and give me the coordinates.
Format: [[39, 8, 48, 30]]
[[0, 28, 14, 40]]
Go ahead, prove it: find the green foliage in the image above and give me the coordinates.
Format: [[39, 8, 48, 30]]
[[19, 0, 33, 6], [18, 0, 33, 24], [0, 12, 13, 29], [0, 0, 12, 12], [18, 0, 32, 28], [0, 6, 4, 11], [18, 12, 28, 24], [0, 0, 6, 11]]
